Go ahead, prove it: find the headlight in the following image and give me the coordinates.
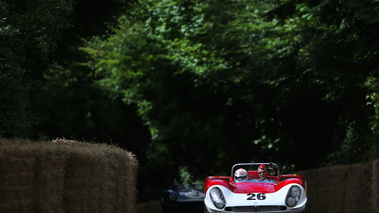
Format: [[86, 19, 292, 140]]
[[286, 186, 301, 207], [168, 193, 177, 201], [210, 187, 226, 209], [290, 185, 301, 197]]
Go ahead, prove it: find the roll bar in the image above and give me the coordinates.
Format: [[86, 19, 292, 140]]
[[231, 162, 280, 177]]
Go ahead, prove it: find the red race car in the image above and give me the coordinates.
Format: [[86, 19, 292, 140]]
[[204, 162, 307, 213]]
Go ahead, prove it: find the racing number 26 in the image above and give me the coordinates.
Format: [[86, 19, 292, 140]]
[[247, 193, 266, 200]]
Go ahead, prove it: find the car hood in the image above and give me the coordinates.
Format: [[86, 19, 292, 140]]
[[177, 189, 205, 201], [230, 182, 278, 193]]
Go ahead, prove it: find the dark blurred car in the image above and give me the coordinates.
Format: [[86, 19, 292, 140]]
[[160, 180, 205, 213]]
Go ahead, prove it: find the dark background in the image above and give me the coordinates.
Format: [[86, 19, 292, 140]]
[[1, 0, 378, 202]]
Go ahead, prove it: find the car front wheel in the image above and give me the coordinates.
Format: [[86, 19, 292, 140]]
[[204, 206, 209, 213], [301, 206, 307, 213]]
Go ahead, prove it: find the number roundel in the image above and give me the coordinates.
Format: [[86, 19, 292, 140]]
[[247, 193, 266, 200]]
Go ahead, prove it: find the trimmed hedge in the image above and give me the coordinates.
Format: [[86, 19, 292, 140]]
[[0, 138, 138, 213], [299, 160, 379, 213]]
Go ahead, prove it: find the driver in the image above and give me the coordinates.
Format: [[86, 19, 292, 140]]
[[256, 164, 277, 183], [257, 164, 268, 181], [234, 168, 248, 182]]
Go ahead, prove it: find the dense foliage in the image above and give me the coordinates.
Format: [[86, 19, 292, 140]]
[[1, 0, 379, 201], [84, 0, 378, 171], [1, 0, 75, 137]]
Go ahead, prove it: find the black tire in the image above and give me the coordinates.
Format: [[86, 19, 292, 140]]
[[204, 206, 209, 213]]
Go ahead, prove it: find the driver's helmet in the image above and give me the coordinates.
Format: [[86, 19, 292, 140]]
[[234, 168, 248, 182]]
